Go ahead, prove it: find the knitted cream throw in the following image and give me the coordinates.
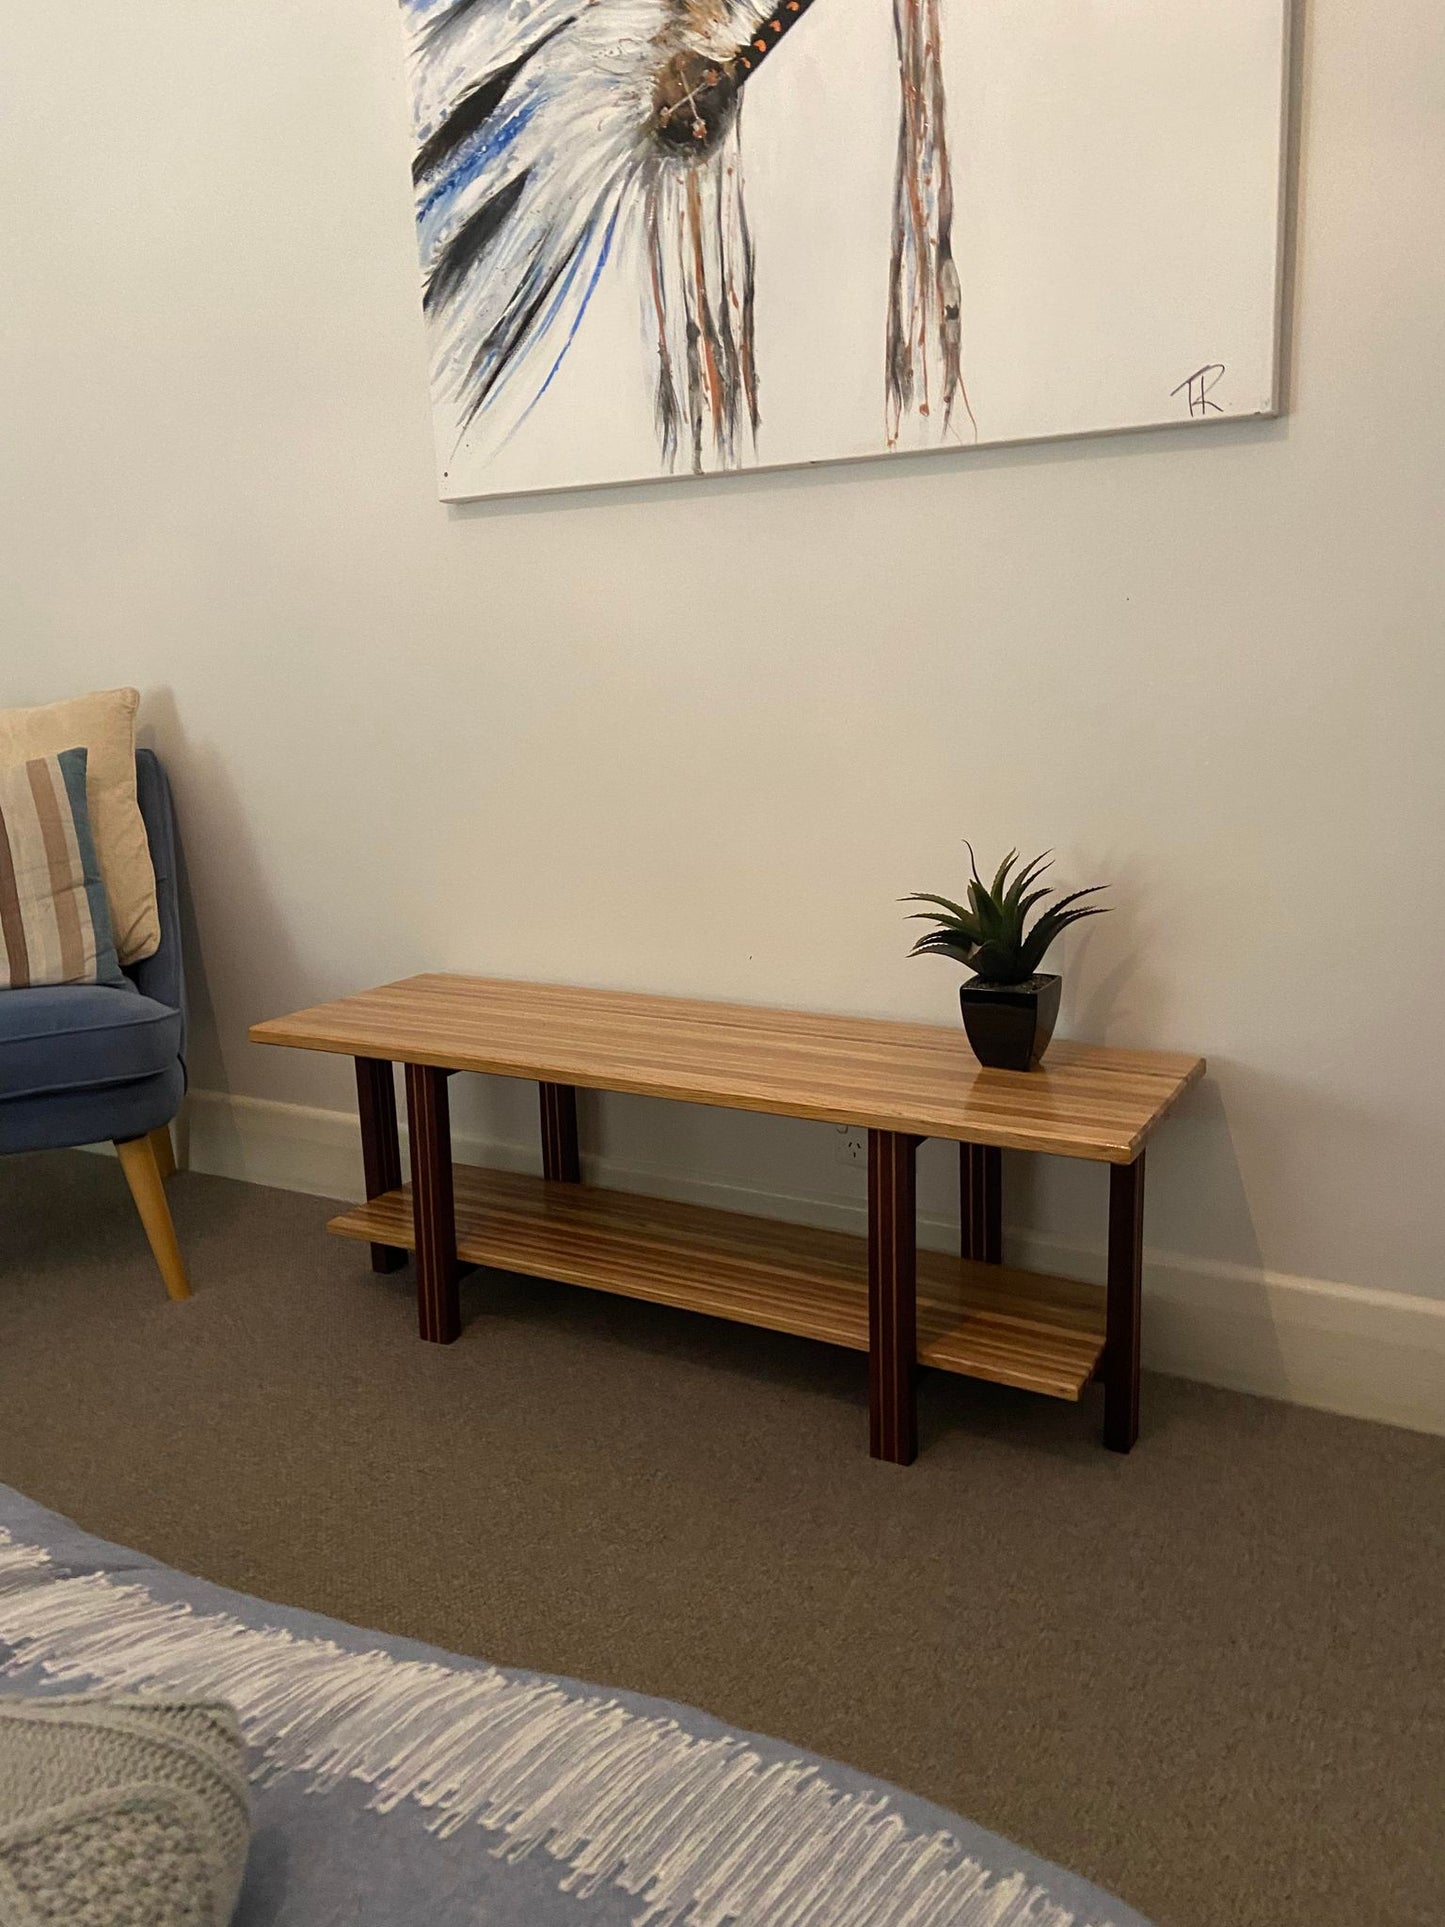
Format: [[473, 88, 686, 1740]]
[[0, 1696, 250, 1926]]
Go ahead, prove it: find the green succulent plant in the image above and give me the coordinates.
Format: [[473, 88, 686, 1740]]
[[905, 846, 1109, 986]]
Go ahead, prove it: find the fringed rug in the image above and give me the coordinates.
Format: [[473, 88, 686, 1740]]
[[0, 1486, 1150, 1926]]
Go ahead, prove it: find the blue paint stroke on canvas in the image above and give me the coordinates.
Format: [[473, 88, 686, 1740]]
[[400, 0, 964, 477]]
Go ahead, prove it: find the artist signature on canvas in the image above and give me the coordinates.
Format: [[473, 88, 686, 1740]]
[[1172, 364, 1227, 416]]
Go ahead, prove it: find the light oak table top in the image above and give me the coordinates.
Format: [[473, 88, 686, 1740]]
[[252, 975, 1204, 1163]]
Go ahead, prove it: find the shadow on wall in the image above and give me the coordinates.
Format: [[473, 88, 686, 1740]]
[[1001, 1070, 1289, 1397], [139, 686, 305, 1136]]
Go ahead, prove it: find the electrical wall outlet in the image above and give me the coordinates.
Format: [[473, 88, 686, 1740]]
[[833, 1125, 867, 1168]]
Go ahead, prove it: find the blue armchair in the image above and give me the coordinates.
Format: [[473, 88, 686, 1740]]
[[0, 750, 190, 1300]]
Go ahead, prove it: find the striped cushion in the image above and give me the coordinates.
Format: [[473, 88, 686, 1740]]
[[0, 749, 125, 992]]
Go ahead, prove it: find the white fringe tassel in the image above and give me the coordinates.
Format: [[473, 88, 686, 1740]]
[[0, 1532, 1115, 1927]]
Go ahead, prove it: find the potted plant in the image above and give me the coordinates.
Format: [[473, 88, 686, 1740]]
[[904, 847, 1108, 1071]]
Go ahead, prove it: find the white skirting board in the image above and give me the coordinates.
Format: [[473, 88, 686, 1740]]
[[118, 1089, 1445, 1440]]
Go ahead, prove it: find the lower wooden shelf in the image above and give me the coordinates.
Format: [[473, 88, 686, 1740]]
[[329, 1166, 1106, 1401]]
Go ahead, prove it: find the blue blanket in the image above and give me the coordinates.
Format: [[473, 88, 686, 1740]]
[[0, 1486, 1149, 1926]]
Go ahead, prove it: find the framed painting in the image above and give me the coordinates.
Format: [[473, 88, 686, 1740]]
[[397, 0, 1291, 501]]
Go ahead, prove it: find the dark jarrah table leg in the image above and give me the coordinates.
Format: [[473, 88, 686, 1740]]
[[960, 1142, 1003, 1263], [355, 1057, 407, 1274], [404, 1063, 461, 1344], [539, 1082, 581, 1183], [868, 1130, 921, 1464], [1104, 1151, 1146, 1452]]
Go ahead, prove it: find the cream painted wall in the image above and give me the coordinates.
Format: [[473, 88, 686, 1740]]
[[2, 6, 1442, 1337]]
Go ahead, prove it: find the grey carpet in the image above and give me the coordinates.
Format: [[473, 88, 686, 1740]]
[[1, 1151, 1441, 1927]]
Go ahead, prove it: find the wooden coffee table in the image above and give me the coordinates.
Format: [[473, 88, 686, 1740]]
[[251, 977, 1203, 1463]]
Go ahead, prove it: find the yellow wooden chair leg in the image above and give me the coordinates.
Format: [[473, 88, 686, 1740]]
[[115, 1134, 192, 1302], [148, 1123, 177, 1182]]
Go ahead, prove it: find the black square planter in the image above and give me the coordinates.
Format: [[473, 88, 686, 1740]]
[[959, 973, 1062, 1071]]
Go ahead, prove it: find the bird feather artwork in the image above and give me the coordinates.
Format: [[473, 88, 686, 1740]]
[[397, 0, 1291, 501]]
